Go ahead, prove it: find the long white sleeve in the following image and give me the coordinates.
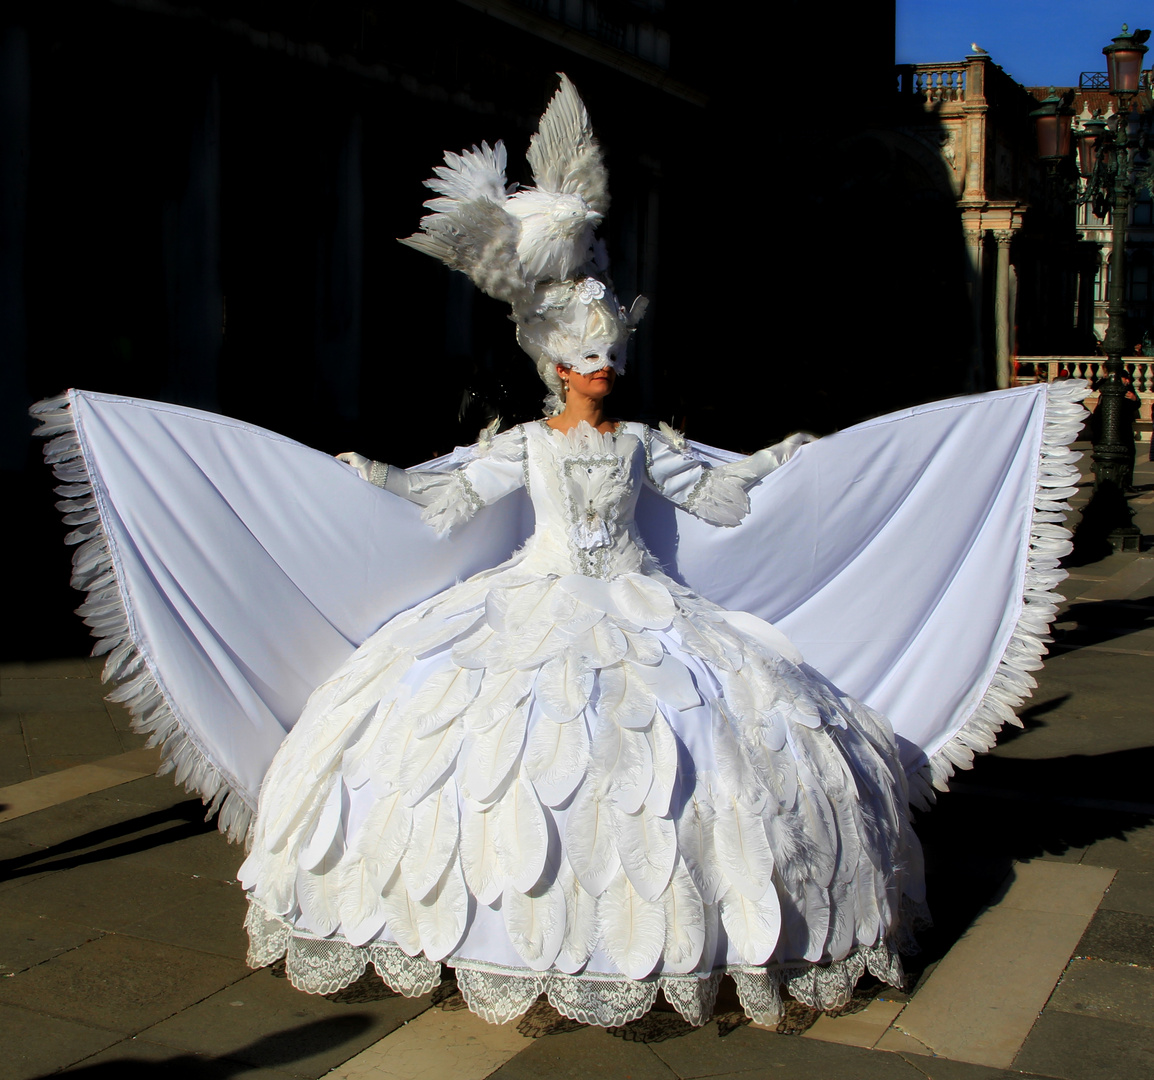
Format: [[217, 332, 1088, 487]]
[[645, 425, 813, 526], [363, 428, 527, 536]]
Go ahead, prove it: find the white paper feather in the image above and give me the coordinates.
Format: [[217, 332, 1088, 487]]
[[597, 662, 657, 730], [524, 713, 590, 807], [415, 855, 469, 962], [633, 652, 701, 710], [492, 775, 549, 893], [646, 713, 679, 819], [590, 712, 653, 814], [556, 858, 598, 973], [407, 664, 482, 736], [295, 845, 343, 936], [502, 875, 566, 970], [600, 866, 664, 980], [711, 702, 767, 809], [719, 882, 781, 965], [463, 667, 536, 735], [335, 854, 389, 947], [379, 866, 424, 956], [535, 653, 594, 722], [459, 802, 504, 905], [401, 781, 460, 900], [346, 788, 413, 888], [298, 778, 345, 872], [398, 719, 466, 806], [623, 629, 664, 665], [609, 574, 675, 629], [571, 620, 628, 668], [565, 780, 621, 896], [611, 803, 677, 902], [464, 704, 529, 803], [714, 792, 775, 902], [661, 860, 706, 974], [675, 783, 723, 905]]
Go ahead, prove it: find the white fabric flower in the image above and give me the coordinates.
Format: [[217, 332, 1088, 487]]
[[577, 278, 606, 304]]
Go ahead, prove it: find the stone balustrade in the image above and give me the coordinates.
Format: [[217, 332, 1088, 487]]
[[1014, 357, 1154, 430]]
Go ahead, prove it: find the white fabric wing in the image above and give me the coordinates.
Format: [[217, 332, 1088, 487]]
[[33, 382, 1082, 835]]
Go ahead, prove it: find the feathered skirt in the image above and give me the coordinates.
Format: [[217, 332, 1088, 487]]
[[239, 557, 923, 1027]]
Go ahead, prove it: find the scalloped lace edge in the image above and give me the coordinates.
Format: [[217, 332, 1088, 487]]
[[909, 379, 1091, 809], [244, 897, 921, 1027], [30, 392, 254, 843]]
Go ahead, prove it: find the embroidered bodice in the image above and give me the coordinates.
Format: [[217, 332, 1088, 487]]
[[389, 420, 810, 580]]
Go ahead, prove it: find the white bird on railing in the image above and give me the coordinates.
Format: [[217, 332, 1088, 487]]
[[971, 42, 988, 54]]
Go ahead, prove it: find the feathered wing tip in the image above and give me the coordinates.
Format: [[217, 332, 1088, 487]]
[[909, 378, 1091, 809], [29, 391, 254, 843], [399, 197, 532, 307], [527, 73, 610, 216]]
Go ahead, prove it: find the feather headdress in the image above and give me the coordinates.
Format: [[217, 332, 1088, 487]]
[[400, 73, 647, 413]]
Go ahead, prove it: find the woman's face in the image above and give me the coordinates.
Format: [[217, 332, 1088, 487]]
[[558, 360, 616, 401]]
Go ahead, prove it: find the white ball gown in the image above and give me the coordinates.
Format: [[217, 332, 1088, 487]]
[[31, 382, 1088, 1026]]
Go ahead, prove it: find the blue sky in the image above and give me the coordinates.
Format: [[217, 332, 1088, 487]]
[[896, 1, 1150, 87]]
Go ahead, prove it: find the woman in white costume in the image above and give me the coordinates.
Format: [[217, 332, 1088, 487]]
[[237, 76, 925, 1027], [32, 75, 1085, 1030]]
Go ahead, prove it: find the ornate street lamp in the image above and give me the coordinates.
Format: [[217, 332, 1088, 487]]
[[1073, 25, 1149, 550], [1031, 90, 1075, 164]]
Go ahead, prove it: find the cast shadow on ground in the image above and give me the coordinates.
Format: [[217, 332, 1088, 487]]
[[912, 744, 1154, 977], [46, 1016, 375, 1078], [0, 800, 217, 882], [1050, 594, 1154, 654]]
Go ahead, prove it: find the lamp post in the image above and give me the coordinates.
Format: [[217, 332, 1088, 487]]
[[1071, 26, 1148, 550]]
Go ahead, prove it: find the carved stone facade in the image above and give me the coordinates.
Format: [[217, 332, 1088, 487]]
[[894, 54, 1042, 388]]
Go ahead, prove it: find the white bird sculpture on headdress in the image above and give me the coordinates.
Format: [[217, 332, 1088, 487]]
[[400, 74, 610, 302]]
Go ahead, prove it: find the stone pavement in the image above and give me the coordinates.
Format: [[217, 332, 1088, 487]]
[[1, 446, 1152, 1080]]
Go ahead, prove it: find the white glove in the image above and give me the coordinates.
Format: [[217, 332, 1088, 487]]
[[336, 451, 373, 482]]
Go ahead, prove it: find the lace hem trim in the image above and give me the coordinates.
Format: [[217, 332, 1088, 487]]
[[30, 392, 254, 843], [910, 379, 1091, 808], [244, 898, 909, 1027]]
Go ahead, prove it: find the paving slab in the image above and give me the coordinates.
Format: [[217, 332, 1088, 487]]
[[1047, 957, 1154, 1028], [137, 966, 430, 1078], [1075, 556, 1154, 600], [894, 1056, 1054, 1080], [0, 659, 95, 679], [1075, 908, 1154, 966], [1014, 1010, 1154, 1080], [875, 860, 1113, 1069], [115, 821, 243, 882], [122, 878, 250, 961], [484, 1022, 679, 1080], [21, 711, 124, 762], [642, 1016, 925, 1079], [802, 996, 905, 1048], [56, 1039, 300, 1078], [0, 796, 206, 885], [1081, 822, 1154, 871], [0, 748, 161, 824], [1, 1001, 123, 1080], [0, 857, 238, 936], [330, 1001, 533, 1079], [0, 933, 249, 1034], [1099, 869, 1154, 915], [0, 912, 104, 976]]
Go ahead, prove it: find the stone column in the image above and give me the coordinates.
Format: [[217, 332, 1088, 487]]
[[994, 230, 1013, 389], [964, 225, 986, 390]]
